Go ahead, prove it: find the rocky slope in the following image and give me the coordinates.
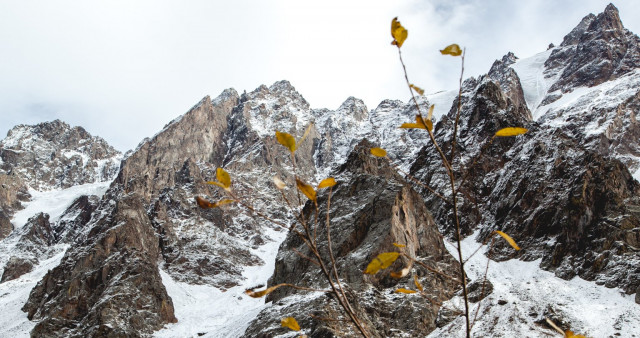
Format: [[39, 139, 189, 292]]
[[0, 120, 121, 191], [0, 3, 638, 338], [244, 140, 460, 337]]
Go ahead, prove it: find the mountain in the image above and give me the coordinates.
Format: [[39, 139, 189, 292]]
[[1, 3, 639, 337]]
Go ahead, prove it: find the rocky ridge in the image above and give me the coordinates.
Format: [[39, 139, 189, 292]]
[[0, 3, 638, 338]]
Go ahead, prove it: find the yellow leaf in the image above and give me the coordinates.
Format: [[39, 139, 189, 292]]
[[276, 131, 296, 153], [426, 104, 434, 121], [440, 44, 462, 56], [395, 288, 417, 294], [245, 283, 289, 298], [317, 177, 337, 189], [195, 197, 235, 209], [370, 147, 387, 157], [214, 199, 236, 207], [424, 118, 433, 133], [273, 176, 286, 190], [565, 330, 587, 338], [414, 275, 424, 292], [494, 127, 528, 137], [494, 230, 521, 251], [216, 167, 231, 190], [390, 266, 410, 279], [364, 252, 400, 274], [297, 123, 313, 150], [206, 181, 228, 190], [400, 115, 428, 130], [296, 178, 317, 201], [281, 317, 301, 331], [392, 243, 406, 248], [410, 84, 424, 95], [195, 196, 216, 209], [391, 17, 408, 48], [400, 122, 423, 129]]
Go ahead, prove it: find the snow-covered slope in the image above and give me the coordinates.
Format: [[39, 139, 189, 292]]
[[0, 180, 112, 338], [428, 232, 640, 337]]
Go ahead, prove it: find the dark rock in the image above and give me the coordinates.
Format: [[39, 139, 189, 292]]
[[0, 120, 121, 191], [20, 213, 55, 247], [244, 140, 461, 337], [1, 256, 36, 282], [411, 32, 640, 294], [435, 306, 460, 328], [22, 192, 176, 337], [0, 211, 13, 241], [467, 279, 494, 303], [52, 195, 100, 244], [0, 172, 30, 240], [548, 3, 640, 92]]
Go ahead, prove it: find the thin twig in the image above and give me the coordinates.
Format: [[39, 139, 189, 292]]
[[472, 236, 495, 327], [397, 45, 470, 338], [406, 254, 462, 284], [310, 314, 349, 322], [450, 49, 466, 166], [292, 247, 321, 267]]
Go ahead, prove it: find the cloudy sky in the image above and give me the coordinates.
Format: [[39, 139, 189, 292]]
[[1, 0, 639, 151]]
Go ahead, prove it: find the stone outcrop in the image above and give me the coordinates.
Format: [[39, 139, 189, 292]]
[[547, 3, 640, 93], [0, 120, 121, 191], [0, 172, 29, 240], [411, 37, 640, 294], [1, 256, 36, 283], [23, 191, 177, 337], [244, 140, 461, 337]]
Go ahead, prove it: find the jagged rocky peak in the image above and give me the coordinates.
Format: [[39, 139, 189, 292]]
[[117, 89, 239, 201], [23, 191, 177, 337], [245, 140, 460, 337], [337, 96, 368, 121], [562, 3, 624, 45], [488, 52, 531, 120], [0, 119, 122, 191], [546, 3, 640, 92], [238, 80, 316, 143]]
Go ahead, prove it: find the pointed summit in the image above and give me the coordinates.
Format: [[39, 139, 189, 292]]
[[561, 3, 625, 46], [546, 3, 640, 92]]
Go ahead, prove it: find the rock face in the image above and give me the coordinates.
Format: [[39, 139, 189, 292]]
[[23, 191, 177, 337], [548, 4, 640, 93], [1, 256, 36, 283], [20, 81, 325, 336], [244, 141, 461, 337], [0, 120, 121, 191], [0, 172, 30, 240], [410, 3, 640, 295], [2, 4, 640, 337]]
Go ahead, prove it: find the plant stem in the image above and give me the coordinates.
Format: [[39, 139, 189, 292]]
[[450, 49, 466, 165], [397, 45, 471, 338]]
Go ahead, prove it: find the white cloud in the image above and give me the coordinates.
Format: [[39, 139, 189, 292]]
[[1, 0, 638, 151]]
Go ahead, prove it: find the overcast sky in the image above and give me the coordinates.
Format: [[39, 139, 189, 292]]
[[1, 0, 639, 151]]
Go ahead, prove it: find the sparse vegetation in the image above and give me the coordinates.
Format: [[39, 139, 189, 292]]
[[195, 16, 593, 338]]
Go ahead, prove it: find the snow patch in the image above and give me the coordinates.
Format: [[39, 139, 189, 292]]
[[426, 89, 459, 122], [11, 181, 112, 229], [156, 227, 288, 337], [511, 48, 556, 116], [428, 233, 640, 337], [0, 246, 69, 338]]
